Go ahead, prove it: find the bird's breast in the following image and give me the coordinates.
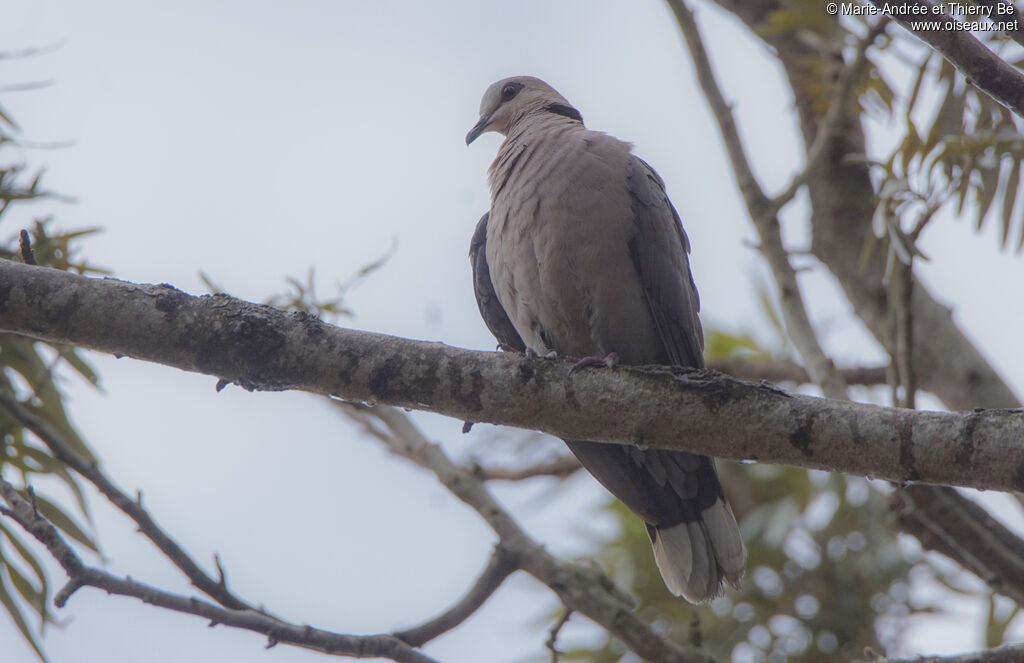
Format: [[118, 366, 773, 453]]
[[485, 127, 661, 361]]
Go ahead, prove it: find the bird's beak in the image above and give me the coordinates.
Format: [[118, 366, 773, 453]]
[[465, 112, 493, 145]]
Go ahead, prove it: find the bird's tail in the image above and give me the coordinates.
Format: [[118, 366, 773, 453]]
[[564, 440, 746, 603], [648, 497, 745, 603]]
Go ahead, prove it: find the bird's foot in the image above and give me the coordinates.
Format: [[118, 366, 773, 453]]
[[526, 347, 559, 360], [568, 352, 619, 376]]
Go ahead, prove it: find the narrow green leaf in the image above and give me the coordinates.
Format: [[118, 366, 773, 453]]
[[0, 571, 48, 662], [864, 67, 895, 115], [976, 161, 1001, 231], [956, 153, 976, 217], [0, 102, 21, 131], [30, 494, 97, 552], [14, 446, 92, 522], [859, 226, 884, 274], [901, 123, 922, 176], [0, 341, 96, 462], [1001, 160, 1020, 248], [924, 83, 964, 156], [57, 227, 103, 241], [198, 270, 226, 294], [1017, 209, 1024, 253], [0, 522, 50, 609], [5, 560, 45, 617], [985, 595, 1005, 648], [926, 142, 950, 180], [58, 348, 101, 388], [903, 53, 931, 126]]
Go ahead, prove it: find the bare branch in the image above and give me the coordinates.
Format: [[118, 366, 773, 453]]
[[545, 608, 573, 663], [891, 263, 917, 409], [666, 0, 850, 400], [892, 486, 1024, 605], [338, 402, 710, 663], [477, 456, 582, 481], [0, 478, 437, 663], [2, 260, 1023, 492], [0, 390, 250, 611], [706, 358, 888, 386], [394, 545, 518, 647], [872, 0, 1024, 118], [768, 18, 889, 214]]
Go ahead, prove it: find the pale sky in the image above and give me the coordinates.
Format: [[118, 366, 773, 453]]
[[2, 1, 1023, 662]]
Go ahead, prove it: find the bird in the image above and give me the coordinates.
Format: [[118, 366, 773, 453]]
[[465, 76, 746, 602]]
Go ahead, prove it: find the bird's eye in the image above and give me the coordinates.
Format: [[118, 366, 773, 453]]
[[500, 83, 521, 102]]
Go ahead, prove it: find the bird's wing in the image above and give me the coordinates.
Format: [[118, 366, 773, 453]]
[[469, 212, 526, 352], [625, 156, 705, 368]]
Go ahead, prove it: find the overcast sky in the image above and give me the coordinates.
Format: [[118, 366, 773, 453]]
[[2, 1, 1023, 662]]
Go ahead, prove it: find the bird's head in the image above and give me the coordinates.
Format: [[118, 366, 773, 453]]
[[466, 76, 579, 145]]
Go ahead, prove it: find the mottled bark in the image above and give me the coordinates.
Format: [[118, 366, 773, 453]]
[[2, 259, 1022, 492]]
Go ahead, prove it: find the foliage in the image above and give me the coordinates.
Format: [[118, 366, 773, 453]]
[[1, 70, 104, 661], [574, 469, 916, 662], [202, 242, 394, 320]]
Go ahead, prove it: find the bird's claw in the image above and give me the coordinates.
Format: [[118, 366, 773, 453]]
[[568, 352, 619, 376], [526, 347, 559, 360]]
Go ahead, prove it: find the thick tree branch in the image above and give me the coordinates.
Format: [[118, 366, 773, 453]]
[[1, 260, 1022, 492], [871, 0, 1024, 118], [0, 479, 437, 663]]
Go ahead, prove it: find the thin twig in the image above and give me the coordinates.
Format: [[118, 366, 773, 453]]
[[706, 358, 887, 386], [394, 545, 518, 647], [545, 608, 573, 663], [768, 18, 890, 215], [0, 479, 437, 663], [0, 81, 54, 93], [666, 0, 850, 400], [687, 610, 703, 651], [889, 198, 941, 408], [0, 42, 67, 60], [477, 456, 581, 481], [0, 391, 250, 611], [890, 259, 916, 409]]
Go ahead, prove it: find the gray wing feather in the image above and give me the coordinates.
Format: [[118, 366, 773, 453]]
[[470, 212, 526, 352], [626, 156, 705, 368]]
